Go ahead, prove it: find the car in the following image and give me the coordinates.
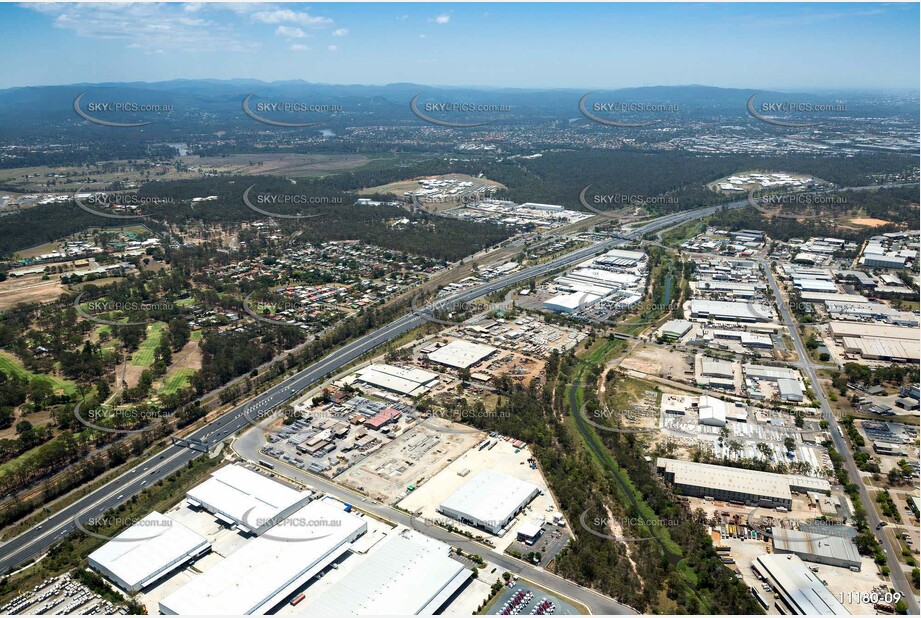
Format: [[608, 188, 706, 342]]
[[116, 494, 123, 500], [876, 521, 887, 530]]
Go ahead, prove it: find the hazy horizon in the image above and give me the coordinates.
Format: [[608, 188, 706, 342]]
[[1, 2, 917, 91]]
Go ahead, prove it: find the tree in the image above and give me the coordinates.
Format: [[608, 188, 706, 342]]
[[783, 436, 796, 453]]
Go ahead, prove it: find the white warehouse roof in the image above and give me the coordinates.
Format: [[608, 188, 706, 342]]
[[439, 469, 539, 535], [186, 465, 312, 535], [88, 512, 210, 593], [689, 300, 773, 322], [427, 340, 497, 370], [159, 500, 367, 615], [753, 554, 849, 615], [300, 529, 470, 615], [354, 364, 440, 397]]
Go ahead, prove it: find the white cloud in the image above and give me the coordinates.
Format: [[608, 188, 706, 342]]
[[290, 43, 309, 51], [332, 28, 348, 37], [250, 9, 332, 27], [432, 15, 450, 24], [276, 25, 307, 39], [327, 45, 338, 52], [21, 2, 259, 52]]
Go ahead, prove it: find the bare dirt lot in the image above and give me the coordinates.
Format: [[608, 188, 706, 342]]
[[335, 417, 484, 504], [0, 274, 65, 309]]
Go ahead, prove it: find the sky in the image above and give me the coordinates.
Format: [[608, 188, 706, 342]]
[[0, 2, 918, 91]]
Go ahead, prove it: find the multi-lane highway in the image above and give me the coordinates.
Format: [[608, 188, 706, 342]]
[[3, 185, 908, 607], [0, 200, 733, 576]]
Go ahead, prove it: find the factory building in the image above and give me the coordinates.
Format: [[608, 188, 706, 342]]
[[659, 319, 694, 341], [771, 529, 862, 570], [186, 465, 312, 536], [542, 291, 601, 314], [657, 459, 830, 510], [688, 300, 773, 322], [752, 554, 849, 615], [353, 364, 440, 397], [88, 512, 210, 593], [697, 395, 727, 427], [159, 500, 367, 615], [300, 529, 471, 615], [426, 339, 497, 370], [438, 469, 539, 535]]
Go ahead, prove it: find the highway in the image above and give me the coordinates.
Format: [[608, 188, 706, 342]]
[[759, 256, 920, 614], [0, 200, 734, 577], [2, 184, 909, 609]]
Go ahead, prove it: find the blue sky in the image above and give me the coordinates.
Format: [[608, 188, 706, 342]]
[[1, 2, 917, 90]]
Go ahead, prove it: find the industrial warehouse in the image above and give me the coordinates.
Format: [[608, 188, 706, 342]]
[[771, 528, 862, 571], [87, 512, 210, 594], [656, 458, 830, 509], [752, 554, 849, 615], [438, 469, 540, 535], [158, 499, 368, 615], [299, 529, 471, 615], [185, 465, 312, 536]]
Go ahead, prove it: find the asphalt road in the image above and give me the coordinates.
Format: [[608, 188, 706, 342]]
[[759, 256, 919, 614], [232, 430, 636, 615], [0, 202, 715, 575], [2, 185, 910, 604]]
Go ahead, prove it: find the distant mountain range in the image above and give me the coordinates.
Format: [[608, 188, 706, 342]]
[[0, 80, 915, 131]]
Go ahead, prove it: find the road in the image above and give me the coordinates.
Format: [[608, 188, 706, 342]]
[[0, 200, 734, 577], [758, 256, 920, 614], [2, 184, 911, 608], [232, 430, 636, 615]]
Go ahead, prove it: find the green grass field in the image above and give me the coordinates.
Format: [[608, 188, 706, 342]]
[[0, 351, 78, 395], [159, 368, 195, 395], [130, 322, 166, 367]]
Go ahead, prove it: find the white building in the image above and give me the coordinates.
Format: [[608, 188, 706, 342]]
[[186, 465, 312, 536], [353, 364, 440, 397], [427, 340, 497, 370], [753, 554, 849, 615], [88, 512, 210, 593], [300, 529, 471, 615], [698, 395, 727, 427], [159, 500, 367, 615], [438, 469, 540, 535]]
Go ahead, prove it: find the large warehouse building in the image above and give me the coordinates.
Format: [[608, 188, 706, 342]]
[[688, 299, 773, 322], [771, 528, 862, 570], [828, 322, 921, 362], [427, 339, 497, 370], [657, 459, 830, 509], [753, 554, 849, 615], [186, 465, 312, 536], [353, 364, 440, 397], [300, 529, 471, 614], [159, 500, 367, 615], [88, 512, 210, 593], [438, 469, 539, 535]]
